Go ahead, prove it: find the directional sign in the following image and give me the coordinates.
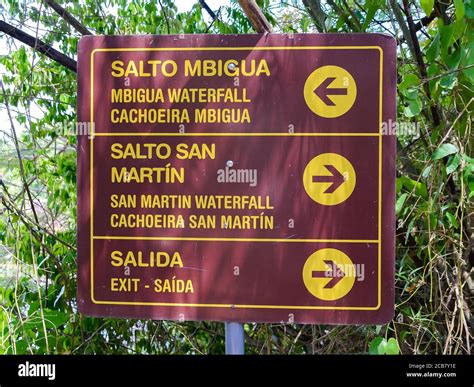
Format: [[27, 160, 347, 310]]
[[77, 34, 396, 324]]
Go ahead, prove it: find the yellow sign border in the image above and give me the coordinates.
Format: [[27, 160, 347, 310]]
[[88, 45, 384, 311]]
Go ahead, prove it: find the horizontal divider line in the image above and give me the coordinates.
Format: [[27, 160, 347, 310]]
[[91, 46, 383, 52], [92, 236, 379, 243], [90, 132, 381, 137], [90, 299, 379, 310]]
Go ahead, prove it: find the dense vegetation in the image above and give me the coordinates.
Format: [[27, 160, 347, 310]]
[[0, 0, 472, 354]]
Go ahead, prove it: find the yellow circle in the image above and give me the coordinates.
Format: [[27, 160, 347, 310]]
[[302, 248, 356, 301], [304, 65, 357, 118], [303, 153, 356, 206]]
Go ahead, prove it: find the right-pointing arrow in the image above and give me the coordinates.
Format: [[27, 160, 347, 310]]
[[312, 164, 346, 194], [312, 260, 345, 289], [314, 77, 348, 106]]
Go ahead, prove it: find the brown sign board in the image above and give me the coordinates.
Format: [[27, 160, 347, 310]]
[[77, 34, 396, 324]]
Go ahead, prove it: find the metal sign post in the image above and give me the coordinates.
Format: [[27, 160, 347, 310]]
[[225, 322, 245, 354]]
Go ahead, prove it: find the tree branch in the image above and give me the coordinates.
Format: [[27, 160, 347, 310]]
[[397, 9, 437, 45], [401, 0, 458, 199], [1, 80, 41, 227], [237, 0, 273, 32], [397, 140, 419, 179], [158, 0, 171, 34], [402, 0, 441, 126], [43, 0, 92, 36], [302, 0, 326, 32], [199, 0, 217, 20], [389, 0, 414, 49], [326, 0, 359, 31], [341, 0, 362, 31], [0, 20, 77, 72]]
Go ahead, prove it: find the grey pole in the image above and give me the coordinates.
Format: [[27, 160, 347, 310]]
[[225, 322, 245, 354]]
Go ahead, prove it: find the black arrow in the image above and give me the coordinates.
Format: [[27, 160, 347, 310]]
[[314, 77, 348, 106], [312, 164, 346, 194]]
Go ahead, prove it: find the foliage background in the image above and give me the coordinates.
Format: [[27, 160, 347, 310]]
[[0, 0, 472, 354]]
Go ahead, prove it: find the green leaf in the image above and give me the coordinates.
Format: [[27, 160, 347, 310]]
[[445, 212, 459, 229], [385, 338, 400, 354], [43, 310, 69, 328], [23, 310, 69, 330], [440, 23, 456, 57], [400, 73, 420, 88], [369, 337, 386, 354], [362, 4, 378, 31], [466, 0, 474, 18], [432, 143, 459, 160], [465, 162, 474, 198], [469, 184, 474, 199], [446, 46, 462, 70], [28, 300, 40, 315], [426, 34, 440, 62], [404, 98, 422, 117], [396, 193, 408, 215], [420, 0, 434, 15], [400, 73, 421, 100], [402, 87, 419, 100], [439, 73, 457, 89], [401, 176, 428, 199], [462, 42, 474, 83], [421, 164, 433, 179], [446, 153, 461, 174], [454, 0, 465, 19], [15, 339, 29, 354], [427, 62, 439, 77], [396, 177, 403, 194]]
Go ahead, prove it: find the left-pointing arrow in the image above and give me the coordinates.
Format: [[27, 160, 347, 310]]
[[312, 164, 345, 194], [313, 77, 348, 106], [312, 260, 345, 289]]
